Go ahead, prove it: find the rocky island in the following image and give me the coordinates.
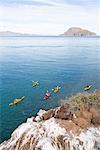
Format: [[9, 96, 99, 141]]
[[62, 27, 96, 36], [0, 90, 100, 150]]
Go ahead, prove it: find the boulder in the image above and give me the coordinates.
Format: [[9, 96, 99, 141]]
[[54, 104, 73, 120], [42, 109, 55, 120]]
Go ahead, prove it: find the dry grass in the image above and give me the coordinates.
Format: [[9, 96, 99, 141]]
[[60, 91, 100, 112]]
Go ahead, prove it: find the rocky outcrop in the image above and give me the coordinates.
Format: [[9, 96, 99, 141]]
[[62, 27, 96, 36], [42, 109, 55, 120], [0, 91, 100, 150]]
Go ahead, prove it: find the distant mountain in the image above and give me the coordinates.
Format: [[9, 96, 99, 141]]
[[0, 31, 34, 36], [62, 27, 96, 36], [0, 28, 97, 37]]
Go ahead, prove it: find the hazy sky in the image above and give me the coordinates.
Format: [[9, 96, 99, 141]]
[[0, 0, 99, 35]]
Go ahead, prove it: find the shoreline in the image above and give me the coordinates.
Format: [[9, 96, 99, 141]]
[[0, 90, 100, 149]]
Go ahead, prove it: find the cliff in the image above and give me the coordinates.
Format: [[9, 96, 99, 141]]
[[62, 27, 96, 36], [0, 90, 100, 150]]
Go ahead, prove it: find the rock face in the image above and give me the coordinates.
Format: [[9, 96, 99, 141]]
[[0, 91, 100, 150], [62, 27, 96, 36]]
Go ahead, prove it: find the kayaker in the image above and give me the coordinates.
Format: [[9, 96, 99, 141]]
[[43, 90, 51, 99], [9, 96, 25, 106], [32, 81, 39, 87], [55, 86, 59, 91], [85, 85, 89, 88], [46, 90, 51, 97], [52, 86, 61, 93], [84, 85, 92, 91]]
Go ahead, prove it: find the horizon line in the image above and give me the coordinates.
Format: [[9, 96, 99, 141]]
[[0, 28, 98, 36]]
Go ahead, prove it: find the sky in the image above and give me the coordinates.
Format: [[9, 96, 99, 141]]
[[0, 0, 100, 35]]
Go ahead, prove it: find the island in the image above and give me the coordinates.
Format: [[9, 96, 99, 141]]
[[0, 31, 34, 37], [61, 27, 96, 36]]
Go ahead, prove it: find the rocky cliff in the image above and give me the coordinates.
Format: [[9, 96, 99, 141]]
[[0, 90, 100, 150], [62, 27, 96, 36]]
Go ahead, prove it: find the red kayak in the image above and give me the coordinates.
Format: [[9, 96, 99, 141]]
[[44, 95, 50, 99], [44, 91, 51, 99], [44, 93, 51, 99]]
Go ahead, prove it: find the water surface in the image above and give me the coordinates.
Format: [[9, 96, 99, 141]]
[[0, 36, 100, 143]]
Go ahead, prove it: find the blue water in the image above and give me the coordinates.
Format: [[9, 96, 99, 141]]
[[0, 36, 100, 143]]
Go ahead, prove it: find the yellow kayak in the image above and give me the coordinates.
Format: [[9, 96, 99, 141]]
[[52, 86, 61, 93], [84, 85, 92, 91], [9, 96, 26, 106], [32, 81, 39, 87]]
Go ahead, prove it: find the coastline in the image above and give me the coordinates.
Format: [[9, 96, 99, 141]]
[[0, 90, 100, 150]]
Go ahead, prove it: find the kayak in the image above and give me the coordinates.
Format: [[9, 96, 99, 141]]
[[84, 85, 92, 91], [44, 93, 51, 99], [32, 81, 39, 87], [52, 86, 61, 93], [44, 95, 50, 99], [9, 96, 26, 106], [44, 90, 51, 99]]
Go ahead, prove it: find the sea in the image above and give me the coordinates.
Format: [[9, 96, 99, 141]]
[[0, 36, 100, 143]]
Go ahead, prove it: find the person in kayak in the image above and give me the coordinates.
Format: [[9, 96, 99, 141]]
[[32, 81, 39, 87], [55, 86, 59, 90], [44, 90, 51, 99], [84, 85, 92, 91], [9, 96, 26, 106], [46, 90, 51, 97], [52, 86, 61, 93]]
